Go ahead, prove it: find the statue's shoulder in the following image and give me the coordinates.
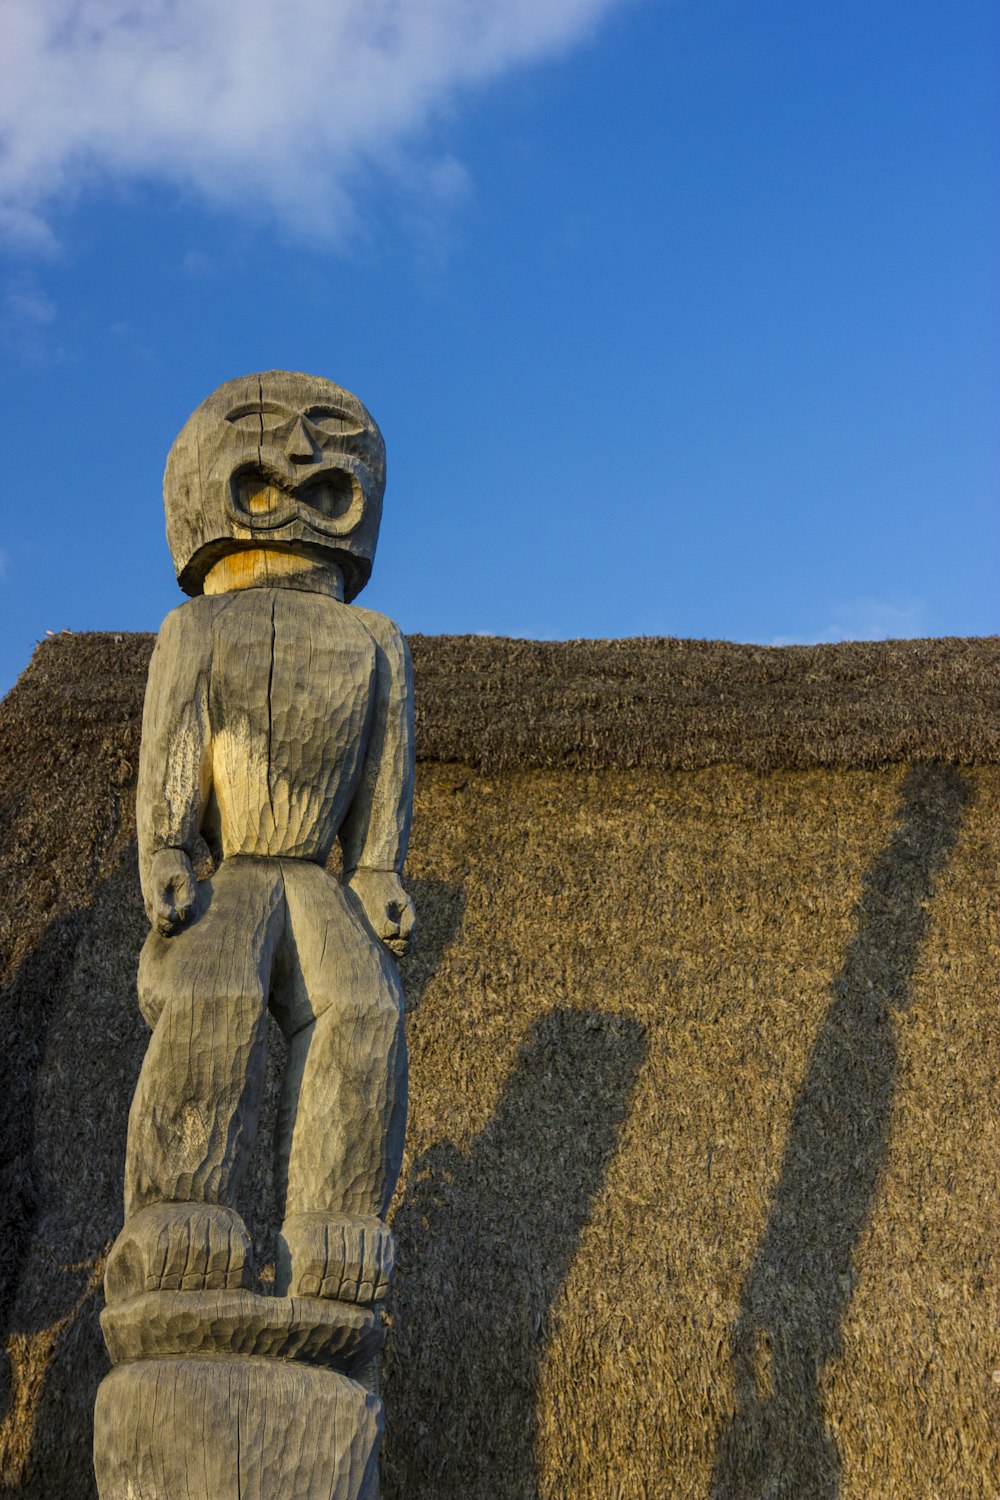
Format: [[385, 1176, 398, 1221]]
[[158, 593, 232, 631], [346, 604, 408, 656], [152, 594, 232, 654]]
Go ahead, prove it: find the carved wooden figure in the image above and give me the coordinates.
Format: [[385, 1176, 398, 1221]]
[[94, 372, 415, 1500]]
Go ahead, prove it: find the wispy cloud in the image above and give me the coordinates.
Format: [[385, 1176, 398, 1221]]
[[0, 0, 628, 247], [770, 599, 927, 647], [1, 270, 64, 361], [180, 249, 213, 276], [4, 272, 56, 326]]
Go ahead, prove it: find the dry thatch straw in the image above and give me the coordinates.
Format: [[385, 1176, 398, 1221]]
[[407, 633, 1000, 771], [0, 632, 997, 1498]]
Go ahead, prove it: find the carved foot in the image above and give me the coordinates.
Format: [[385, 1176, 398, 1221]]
[[104, 1202, 253, 1304], [276, 1214, 394, 1303]]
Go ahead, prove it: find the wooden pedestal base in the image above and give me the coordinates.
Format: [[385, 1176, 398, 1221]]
[[94, 1291, 383, 1500]]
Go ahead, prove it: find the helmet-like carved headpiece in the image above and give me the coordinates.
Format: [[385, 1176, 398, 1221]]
[[164, 370, 386, 602]]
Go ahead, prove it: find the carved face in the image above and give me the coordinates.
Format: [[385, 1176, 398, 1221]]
[[163, 371, 386, 601]]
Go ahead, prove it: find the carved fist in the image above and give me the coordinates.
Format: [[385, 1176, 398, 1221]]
[[148, 848, 198, 935], [348, 869, 416, 958]]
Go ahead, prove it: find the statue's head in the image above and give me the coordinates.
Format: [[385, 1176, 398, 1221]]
[[163, 370, 386, 601]]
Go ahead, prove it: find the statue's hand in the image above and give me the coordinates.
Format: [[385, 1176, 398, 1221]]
[[148, 848, 198, 935], [348, 869, 416, 958]]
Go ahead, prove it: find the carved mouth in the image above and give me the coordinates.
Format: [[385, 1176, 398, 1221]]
[[231, 466, 361, 530]]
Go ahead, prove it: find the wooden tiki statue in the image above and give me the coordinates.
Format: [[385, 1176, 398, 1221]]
[[94, 371, 415, 1500]]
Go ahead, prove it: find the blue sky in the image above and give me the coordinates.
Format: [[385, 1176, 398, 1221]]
[[1, 0, 996, 694]]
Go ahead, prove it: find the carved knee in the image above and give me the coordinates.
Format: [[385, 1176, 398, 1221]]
[[275, 1213, 394, 1304]]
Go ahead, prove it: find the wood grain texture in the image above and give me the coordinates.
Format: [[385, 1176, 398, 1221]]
[[104, 1203, 252, 1302], [98, 374, 413, 1500], [94, 1359, 382, 1500], [136, 595, 224, 919], [127, 857, 407, 1238], [203, 547, 348, 599], [162, 370, 386, 602], [100, 1289, 381, 1372], [276, 1215, 395, 1303], [126, 856, 284, 1214], [340, 607, 414, 880]]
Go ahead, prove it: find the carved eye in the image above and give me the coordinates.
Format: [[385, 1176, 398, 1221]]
[[225, 403, 287, 430], [304, 405, 364, 437]]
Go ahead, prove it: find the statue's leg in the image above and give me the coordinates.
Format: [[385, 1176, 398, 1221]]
[[272, 860, 407, 1304], [123, 856, 285, 1216], [107, 858, 285, 1303], [99, 861, 386, 1500]]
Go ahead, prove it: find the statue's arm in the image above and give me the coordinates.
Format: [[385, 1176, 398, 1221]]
[[339, 610, 415, 954], [137, 602, 215, 934]]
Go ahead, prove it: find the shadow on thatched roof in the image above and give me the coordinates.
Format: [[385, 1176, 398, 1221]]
[[1, 629, 997, 1497]]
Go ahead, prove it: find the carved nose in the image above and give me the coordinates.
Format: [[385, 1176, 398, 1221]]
[[286, 417, 319, 464]]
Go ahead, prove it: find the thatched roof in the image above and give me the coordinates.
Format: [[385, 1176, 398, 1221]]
[[8, 629, 1000, 777], [1, 631, 996, 1498]]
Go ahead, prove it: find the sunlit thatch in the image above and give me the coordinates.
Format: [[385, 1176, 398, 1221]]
[[1, 632, 996, 1498]]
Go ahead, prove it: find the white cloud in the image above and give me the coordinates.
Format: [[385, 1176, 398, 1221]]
[[4, 272, 56, 326], [0, 0, 628, 245], [1, 269, 66, 360], [180, 249, 213, 275], [770, 599, 927, 647]]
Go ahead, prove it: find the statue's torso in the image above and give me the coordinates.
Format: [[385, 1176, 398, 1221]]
[[206, 587, 376, 861]]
